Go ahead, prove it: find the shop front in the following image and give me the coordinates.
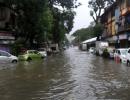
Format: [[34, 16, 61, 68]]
[[107, 36, 117, 48]]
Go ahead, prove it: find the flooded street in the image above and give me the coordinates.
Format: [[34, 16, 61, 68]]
[[0, 47, 130, 100]]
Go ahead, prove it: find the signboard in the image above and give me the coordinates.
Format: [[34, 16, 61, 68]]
[[119, 34, 127, 40], [107, 36, 117, 43], [0, 36, 15, 39]]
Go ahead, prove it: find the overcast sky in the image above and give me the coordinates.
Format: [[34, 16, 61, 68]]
[[70, 0, 93, 34]]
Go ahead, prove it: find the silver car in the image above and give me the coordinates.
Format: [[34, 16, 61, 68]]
[[0, 50, 18, 63]]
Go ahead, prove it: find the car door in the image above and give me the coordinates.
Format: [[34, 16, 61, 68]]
[[28, 50, 40, 59], [127, 49, 130, 61], [117, 50, 121, 60], [114, 50, 117, 58], [0, 51, 10, 63], [33, 51, 41, 59]]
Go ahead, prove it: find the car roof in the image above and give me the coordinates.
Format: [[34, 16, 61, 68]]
[[116, 48, 127, 50], [0, 50, 9, 53], [27, 50, 37, 51]]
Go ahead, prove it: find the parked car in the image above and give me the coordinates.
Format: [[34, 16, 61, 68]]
[[126, 48, 130, 66], [0, 50, 18, 63], [114, 48, 128, 63], [38, 48, 47, 57], [18, 50, 43, 61], [107, 47, 115, 59]]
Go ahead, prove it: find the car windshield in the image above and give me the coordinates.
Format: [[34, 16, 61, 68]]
[[28, 51, 34, 54], [0, 51, 11, 57], [120, 49, 127, 55]]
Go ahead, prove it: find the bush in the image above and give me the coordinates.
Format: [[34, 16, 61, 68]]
[[10, 39, 25, 56]]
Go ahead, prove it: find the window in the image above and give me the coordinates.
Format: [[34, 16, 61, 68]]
[[28, 51, 33, 54], [128, 49, 130, 53], [118, 50, 121, 55], [127, 0, 130, 7], [0, 51, 10, 57], [34, 51, 38, 54], [121, 0, 125, 9]]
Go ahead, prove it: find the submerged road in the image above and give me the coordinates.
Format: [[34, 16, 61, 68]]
[[0, 47, 130, 100]]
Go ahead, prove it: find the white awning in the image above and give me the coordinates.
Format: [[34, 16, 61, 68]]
[[82, 37, 97, 44]]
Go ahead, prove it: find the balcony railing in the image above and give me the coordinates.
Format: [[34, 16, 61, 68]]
[[102, 30, 112, 38], [117, 24, 130, 33]]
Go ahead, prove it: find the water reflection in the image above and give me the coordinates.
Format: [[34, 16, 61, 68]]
[[0, 47, 130, 100]]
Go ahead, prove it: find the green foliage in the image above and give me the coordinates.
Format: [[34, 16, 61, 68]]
[[4, 0, 77, 47], [72, 23, 103, 43], [51, 7, 76, 43], [93, 24, 103, 37], [36, 7, 53, 43], [2, 0, 78, 49], [72, 26, 94, 42], [48, 0, 80, 9], [10, 38, 25, 56]]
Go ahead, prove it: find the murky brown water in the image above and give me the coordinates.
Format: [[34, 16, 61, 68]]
[[0, 47, 130, 100]]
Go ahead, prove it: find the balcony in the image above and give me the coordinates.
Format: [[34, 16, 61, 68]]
[[117, 24, 130, 33], [118, 26, 125, 32], [102, 30, 112, 38]]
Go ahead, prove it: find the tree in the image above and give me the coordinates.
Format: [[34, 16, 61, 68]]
[[72, 23, 103, 44], [4, 0, 53, 48], [72, 26, 94, 43], [4, 0, 78, 49], [88, 0, 115, 24], [51, 8, 75, 44]]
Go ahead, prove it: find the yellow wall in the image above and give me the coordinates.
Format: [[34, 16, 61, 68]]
[[112, 21, 116, 35]]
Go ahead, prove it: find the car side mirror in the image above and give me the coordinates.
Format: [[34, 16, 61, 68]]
[[7, 54, 11, 57]]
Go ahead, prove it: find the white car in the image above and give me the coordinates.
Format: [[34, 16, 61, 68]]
[[114, 48, 128, 63], [107, 47, 115, 59], [38, 48, 47, 57], [39, 51, 47, 57], [0, 50, 18, 63], [126, 48, 130, 66]]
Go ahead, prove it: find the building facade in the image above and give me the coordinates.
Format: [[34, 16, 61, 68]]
[[101, 0, 130, 48], [0, 3, 16, 52]]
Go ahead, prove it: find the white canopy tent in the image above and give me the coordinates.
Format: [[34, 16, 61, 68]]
[[80, 37, 97, 51], [82, 37, 97, 44]]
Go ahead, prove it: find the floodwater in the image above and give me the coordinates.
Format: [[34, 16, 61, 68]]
[[0, 47, 130, 100]]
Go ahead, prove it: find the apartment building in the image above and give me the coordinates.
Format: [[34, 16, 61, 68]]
[[101, 0, 130, 48], [0, 3, 16, 52]]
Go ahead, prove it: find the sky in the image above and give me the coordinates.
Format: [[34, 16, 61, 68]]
[[70, 0, 93, 34]]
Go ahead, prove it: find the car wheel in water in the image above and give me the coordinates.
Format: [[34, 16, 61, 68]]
[[127, 61, 130, 66], [27, 57, 32, 61], [12, 60, 17, 63], [41, 56, 44, 59], [120, 59, 122, 63]]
